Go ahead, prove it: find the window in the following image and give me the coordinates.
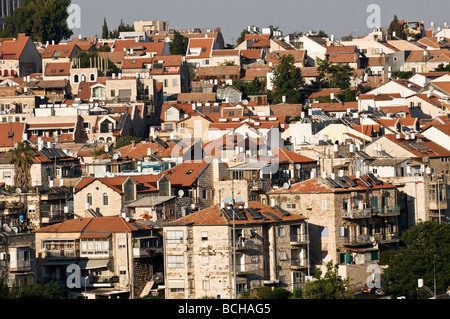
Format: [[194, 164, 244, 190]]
[[167, 255, 184, 268], [111, 89, 115, 97], [343, 199, 349, 211], [277, 227, 284, 237], [320, 200, 327, 211], [166, 230, 183, 243], [286, 203, 296, 209], [202, 256, 209, 265], [86, 193, 92, 205], [80, 238, 110, 256], [202, 189, 207, 199], [202, 276, 210, 291], [201, 232, 208, 241], [119, 265, 127, 275], [168, 280, 185, 293], [90, 73, 95, 81], [172, 79, 178, 87], [118, 238, 126, 249], [102, 193, 109, 206], [74, 74, 79, 83]]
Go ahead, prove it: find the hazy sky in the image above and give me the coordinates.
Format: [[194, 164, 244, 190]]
[[71, 0, 450, 44]]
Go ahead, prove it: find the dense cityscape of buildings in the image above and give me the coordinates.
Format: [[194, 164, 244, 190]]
[[0, 16, 449, 299]]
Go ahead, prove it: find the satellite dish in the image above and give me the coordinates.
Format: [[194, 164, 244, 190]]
[[295, 164, 301, 170], [164, 37, 171, 43], [370, 236, 375, 242], [15, 187, 22, 194], [178, 189, 184, 197], [283, 183, 290, 190]]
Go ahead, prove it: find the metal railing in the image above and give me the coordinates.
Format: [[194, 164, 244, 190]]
[[343, 208, 372, 219]]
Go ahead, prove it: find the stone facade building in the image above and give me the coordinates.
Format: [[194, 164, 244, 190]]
[[268, 174, 401, 287], [163, 201, 308, 299]]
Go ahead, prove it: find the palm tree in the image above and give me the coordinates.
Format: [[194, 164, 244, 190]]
[[8, 142, 35, 193]]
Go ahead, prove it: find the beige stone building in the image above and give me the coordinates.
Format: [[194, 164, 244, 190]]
[[268, 174, 401, 287], [163, 201, 308, 299], [33, 216, 163, 299]]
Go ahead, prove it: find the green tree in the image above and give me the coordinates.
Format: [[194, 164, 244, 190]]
[[317, 30, 329, 38], [317, 58, 353, 90], [0, 279, 12, 299], [102, 17, 109, 39], [302, 261, 354, 299], [271, 54, 304, 104], [1, 0, 72, 43], [233, 78, 267, 98], [113, 136, 142, 150], [236, 29, 250, 45], [387, 15, 406, 40], [8, 142, 35, 193], [169, 31, 189, 55], [433, 63, 450, 72], [381, 221, 450, 299]]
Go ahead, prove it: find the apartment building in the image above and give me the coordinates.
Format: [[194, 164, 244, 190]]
[[33, 216, 163, 299], [268, 174, 401, 286], [163, 201, 309, 299]]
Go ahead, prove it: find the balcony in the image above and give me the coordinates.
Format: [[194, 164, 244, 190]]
[[291, 258, 309, 270], [343, 234, 374, 247], [374, 232, 400, 243], [133, 247, 163, 258], [289, 234, 309, 246], [342, 208, 372, 219], [232, 239, 262, 252], [373, 206, 401, 217], [45, 249, 79, 259], [83, 275, 119, 288]]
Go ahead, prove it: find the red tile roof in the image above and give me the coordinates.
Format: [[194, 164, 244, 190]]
[[33, 216, 152, 233], [162, 161, 209, 187], [0, 123, 25, 147], [44, 62, 71, 77], [269, 175, 396, 194], [42, 44, 80, 59], [74, 175, 159, 194], [166, 201, 306, 226], [383, 133, 450, 158], [272, 148, 316, 164], [186, 38, 214, 59], [0, 34, 31, 60]]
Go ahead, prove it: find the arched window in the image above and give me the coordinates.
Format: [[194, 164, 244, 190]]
[[10, 70, 15, 77], [3, 70, 8, 77], [106, 136, 113, 143], [0, 70, 3, 76], [90, 73, 95, 81], [87, 193, 92, 206], [98, 137, 105, 143], [102, 193, 108, 206], [74, 74, 79, 83]]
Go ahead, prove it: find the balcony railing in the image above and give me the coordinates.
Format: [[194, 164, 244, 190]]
[[45, 249, 79, 258], [343, 234, 374, 246], [232, 239, 261, 251], [374, 206, 401, 216], [343, 208, 372, 219], [291, 258, 309, 269], [289, 234, 309, 245]]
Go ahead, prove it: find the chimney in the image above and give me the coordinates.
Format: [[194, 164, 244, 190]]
[[131, 141, 135, 148], [356, 171, 361, 179]]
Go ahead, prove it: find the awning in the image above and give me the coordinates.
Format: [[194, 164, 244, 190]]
[[45, 260, 77, 266], [78, 259, 113, 270], [79, 233, 111, 239], [167, 280, 185, 289]]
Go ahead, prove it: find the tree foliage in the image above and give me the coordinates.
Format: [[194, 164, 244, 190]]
[[0, 280, 69, 299], [302, 261, 354, 299], [102, 17, 109, 39], [169, 31, 189, 55], [233, 78, 267, 98], [8, 142, 35, 193], [387, 15, 406, 40], [271, 54, 304, 104], [236, 29, 250, 45], [106, 19, 134, 39], [238, 286, 291, 299], [433, 63, 450, 72], [381, 221, 450, 299], [0, 0, 72, 43], [316, 58, 353, 90]]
